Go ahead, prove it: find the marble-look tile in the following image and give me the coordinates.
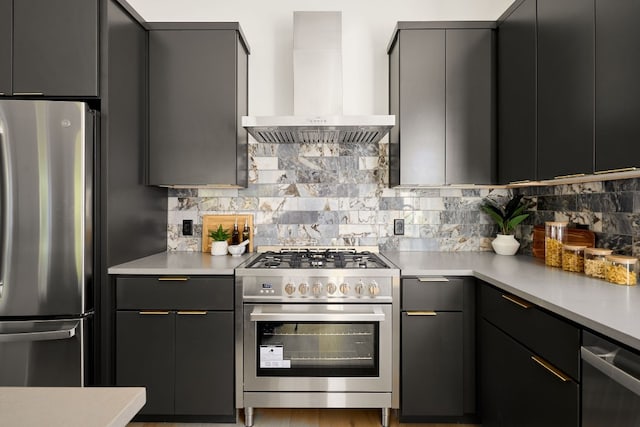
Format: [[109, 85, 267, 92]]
[[602, 212, 636, 236], [168, 188, 198, 197], [577, 192, 634, 213], [594, 233, 633, 255], [257, 170, 297, 184], [418, 197, 446, 211]]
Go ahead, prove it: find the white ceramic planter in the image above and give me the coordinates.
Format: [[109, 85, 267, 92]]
[[491, 234, 520, 256], [211, 241, 228, 256]]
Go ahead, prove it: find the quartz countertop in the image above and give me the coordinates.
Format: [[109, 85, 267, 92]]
[[108, 251, 255, 275], [0, 386, 145, 427], [383, 251, 640, 352]]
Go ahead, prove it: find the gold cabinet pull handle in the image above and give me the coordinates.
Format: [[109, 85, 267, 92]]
[[531, 356, 571, 382], [177, 311, 207, 315], [417, 277, 449, 282], [157, 277, 189, 281], [139, 311, 170, 315], [406, 311, 437, 316], [501, 294, 533, 309]]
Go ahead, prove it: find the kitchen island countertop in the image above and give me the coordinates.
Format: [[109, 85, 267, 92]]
[[0, 386, 145, 427], [383, 251, 640, 352], [108, 251, 255, 275]]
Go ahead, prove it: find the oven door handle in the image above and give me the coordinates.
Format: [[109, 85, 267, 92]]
[[249, 306, 386, 322]]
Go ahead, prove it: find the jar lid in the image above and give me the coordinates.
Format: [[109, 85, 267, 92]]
[[545, 221, 569, 226], [584, 247, 613, 256], [563, 244, 587, 250], [606, 255, 638, 264]]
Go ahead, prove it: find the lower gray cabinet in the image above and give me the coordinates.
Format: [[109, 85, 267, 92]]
[[478, 282, 579, 427], [116, 311, 175, 415], [402, 311, 463, 417], [115, 276, 235, 422], [400, 277, 476, 422]]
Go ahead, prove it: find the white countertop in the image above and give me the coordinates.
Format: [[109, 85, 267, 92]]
[[0, 386, 145, 427], [383, 251, 640, 352], [108, 251, 255, 275]]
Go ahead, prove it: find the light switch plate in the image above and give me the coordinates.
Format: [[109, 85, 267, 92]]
[[182, 219, 193, 236], [394, 219, 404, 235]]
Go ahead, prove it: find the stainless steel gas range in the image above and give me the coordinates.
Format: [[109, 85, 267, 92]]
[[235, 246, 400, 427]]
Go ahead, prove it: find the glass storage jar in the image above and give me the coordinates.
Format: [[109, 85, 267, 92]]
[[584, 248, 613, 279], [562, 245, 586, 273], [545, 221, 568, 268], [605, 255, 638, 286]]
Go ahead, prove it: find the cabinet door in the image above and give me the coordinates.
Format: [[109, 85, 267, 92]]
[[537, 0, 594, 179], [149, 29, 239, 185], [13, 0, 98, 96], [0, 0, 10, 95], [401, 311, 463, 417], [480, 319, 579, 427], [175, 311, 234, 417], [595, 0, 640, 172], [446, 29, 495, 184], [116, 311, 175, 415], [398, 30, 446, 185], [497, 0, 537, 184]]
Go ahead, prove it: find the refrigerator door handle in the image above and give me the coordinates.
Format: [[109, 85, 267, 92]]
[[0, 123, 9, 298], [0, 321, 78, 343]]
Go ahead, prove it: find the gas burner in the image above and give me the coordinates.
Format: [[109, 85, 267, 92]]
[[247, 247, 391, 270]]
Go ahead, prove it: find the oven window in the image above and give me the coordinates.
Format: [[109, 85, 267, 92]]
[[256, 322, 379, 377]]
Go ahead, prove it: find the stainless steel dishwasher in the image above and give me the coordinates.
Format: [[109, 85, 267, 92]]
[[581, 331, 640, 426]]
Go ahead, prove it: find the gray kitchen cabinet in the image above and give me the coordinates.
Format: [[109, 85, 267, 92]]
[[116, 311, 175, 415], [5, 0, 99, 97], [148, 23, 249, 187], [388, 22, 495, 186], [115, 275, 235, 422], [536, 0, 594, 180], [594, 0, 640, 173], [496, 0, 537, 184], [400, 277, 476, 422], [479, 282, 580, 426], [0, 0, 10, 95]]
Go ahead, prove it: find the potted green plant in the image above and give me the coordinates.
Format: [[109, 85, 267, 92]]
[[481, 192, 533, 255], [208, 224, 231, 256]]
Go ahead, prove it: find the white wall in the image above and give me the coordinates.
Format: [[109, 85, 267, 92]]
[[127, 0, 513, 118]]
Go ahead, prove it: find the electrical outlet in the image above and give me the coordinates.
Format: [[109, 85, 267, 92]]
[[182, 219, 193, 236], [394, 219, 404, 235]]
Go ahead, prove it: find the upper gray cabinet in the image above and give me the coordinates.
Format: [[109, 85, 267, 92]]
[[536, 0, 594, 180], [594, 0, 640, 173], [148, 23, 249, 187], [388, 22, 496, 187], [497, 0, 537, 184], [1, 0, 99, 97]]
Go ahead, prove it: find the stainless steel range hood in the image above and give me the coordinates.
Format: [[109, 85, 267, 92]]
[[242, 11, 395, 144]]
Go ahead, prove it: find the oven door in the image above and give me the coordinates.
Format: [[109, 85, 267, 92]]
[[243, 303, 392, 392]]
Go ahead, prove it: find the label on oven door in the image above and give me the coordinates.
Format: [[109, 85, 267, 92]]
[[259, 345, 291, 368]]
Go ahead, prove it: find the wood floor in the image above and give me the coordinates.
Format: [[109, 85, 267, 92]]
[[128, 408, 479, 427]]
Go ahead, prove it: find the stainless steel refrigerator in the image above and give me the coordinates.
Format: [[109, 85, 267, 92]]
[[0, 100, 95, 386]]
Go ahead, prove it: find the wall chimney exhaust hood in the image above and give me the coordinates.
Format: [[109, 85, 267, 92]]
[[242, 11, 395, 144]]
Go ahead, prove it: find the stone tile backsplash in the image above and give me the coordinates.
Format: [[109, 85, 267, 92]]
[[167, 141, 498, 252], [167, 140, 640, 256], [515, 179, 640, 257]]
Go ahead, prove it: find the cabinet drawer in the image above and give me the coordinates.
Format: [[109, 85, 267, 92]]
[[402, 277, 464, 311], [116, 276, 234, 310], [480, 284, 580, 380]]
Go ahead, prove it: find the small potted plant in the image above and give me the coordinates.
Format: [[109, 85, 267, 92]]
[[208, 225, 231, 256], [481, 192, 534, 255]]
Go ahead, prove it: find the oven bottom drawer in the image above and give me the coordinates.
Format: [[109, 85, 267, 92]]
[[243, 391, 392, 408]]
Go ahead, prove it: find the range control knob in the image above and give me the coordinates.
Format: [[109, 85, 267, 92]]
[[284, 283, 296, 296], [355, 281, 366, 296], [326, 282, 337, 295], [369, 281, 380, 296], [312, 283, 323, 296], [298, 282, 310, 295], [339, 283, 350, 295]]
